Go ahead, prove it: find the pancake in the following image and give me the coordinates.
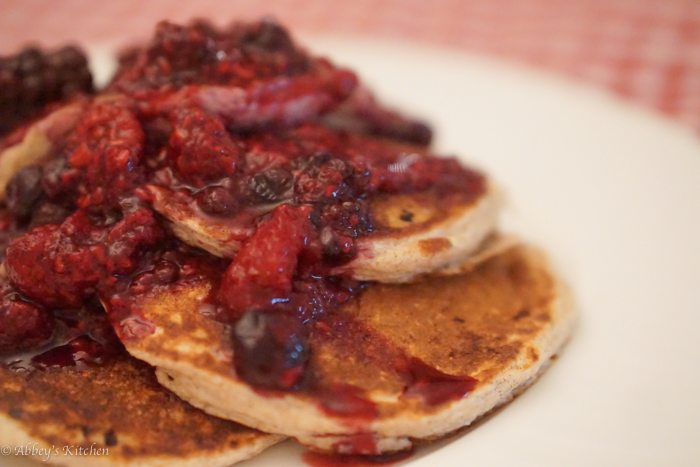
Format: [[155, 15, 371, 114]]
[[0, 353, 281, 466], [146, 123, 499, 284], [149, 182, 499, 283], [110, 244, 574, 455], [0, 16, 569, 464], [339, 182, 500, 282]]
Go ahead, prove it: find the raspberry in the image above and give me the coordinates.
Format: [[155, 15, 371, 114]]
[[6, 222, 100, 308], [67, 99, 145, 208], [109, 19, 310, 92], [168, 106, 239, 186], [6, 208, 162, 308], [0, 292, 54, 354], [219, 204, 311, 315]]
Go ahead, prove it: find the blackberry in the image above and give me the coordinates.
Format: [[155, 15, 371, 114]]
[[293, 153, 353, 203], [249, 167, 293, 203], [240, 19, 295, 53], [147, 21, 215, 75], [0, 45, 93, 135]]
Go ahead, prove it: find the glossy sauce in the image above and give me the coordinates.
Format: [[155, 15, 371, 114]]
[[400, 357, 478, 407], [302, 448, 414, 467], [0, 20, 483, 428], [2, 303, 123, 372]]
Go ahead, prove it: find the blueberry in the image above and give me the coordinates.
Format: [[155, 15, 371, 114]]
[[196, 186, 237, 216], [5, 165, 43, 217], [153, 259, 179, 284], [232, 310, 309, 390]]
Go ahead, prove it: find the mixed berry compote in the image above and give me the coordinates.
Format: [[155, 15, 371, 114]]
[[0, 20, 484, 400]]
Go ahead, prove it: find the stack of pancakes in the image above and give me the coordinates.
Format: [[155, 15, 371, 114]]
[[0, 19, 574, 466]]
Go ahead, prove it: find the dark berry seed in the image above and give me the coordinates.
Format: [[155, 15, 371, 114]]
[[5, 165, 43, 217], [196, 186, 237, 216]]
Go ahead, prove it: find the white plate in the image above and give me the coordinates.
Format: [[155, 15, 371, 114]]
[[10, 36, 700, 467]]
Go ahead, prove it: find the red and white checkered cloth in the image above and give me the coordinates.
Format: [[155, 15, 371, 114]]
[[1, 0, 699, 133]]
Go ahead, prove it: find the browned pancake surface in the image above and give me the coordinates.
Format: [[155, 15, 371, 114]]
[[306, 246, 553, 415], [0, 354, 273, 460], [347, 246, 552, 379], [124, 246, 557, 419], [368, 188, 482, 239]]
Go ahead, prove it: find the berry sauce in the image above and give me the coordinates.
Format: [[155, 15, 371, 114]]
[[0, 19, 481, 418], [0, 290, 123, 372], [302, 448, 414, 467], [109, 19, 311, 94]]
